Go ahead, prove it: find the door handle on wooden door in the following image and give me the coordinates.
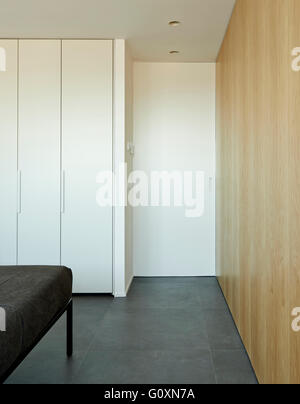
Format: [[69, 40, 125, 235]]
[[61, 170, 65, 214], [17, 170, 22, 214]]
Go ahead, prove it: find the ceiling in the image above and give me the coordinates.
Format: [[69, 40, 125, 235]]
[[0, 0, 236, 62]]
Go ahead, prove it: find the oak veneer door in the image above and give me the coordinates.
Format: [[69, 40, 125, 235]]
[[61, 40, 113, 293], [18, 40, 61, 265], [0, 40, 18, 265]]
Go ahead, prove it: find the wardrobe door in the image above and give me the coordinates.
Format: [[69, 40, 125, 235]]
[[62, 40, 113, 293], [18, 40, 61, 265], [0, 40, 18, 265]]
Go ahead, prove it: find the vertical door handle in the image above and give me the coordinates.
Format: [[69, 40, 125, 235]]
[[61, 171, 65, 214], [17, 170, 22, 214]]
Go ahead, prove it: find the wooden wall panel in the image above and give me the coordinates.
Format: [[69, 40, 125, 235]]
[[289, 0, 300, 385], [216, 0, 300, 384]]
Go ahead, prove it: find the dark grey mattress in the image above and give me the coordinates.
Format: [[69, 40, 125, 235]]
[[0, 266, 72, 379]]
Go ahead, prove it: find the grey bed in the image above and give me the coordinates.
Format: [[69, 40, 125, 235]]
[[0, 266, 73, 383]]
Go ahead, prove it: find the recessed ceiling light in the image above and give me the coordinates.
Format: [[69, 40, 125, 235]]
[[169, 21, 181, 27], [169, 51, 180, 55]]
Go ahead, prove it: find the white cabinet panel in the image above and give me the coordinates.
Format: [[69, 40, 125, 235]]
[[62, 40, 113, 293], [0, 40, 18, 265], [18, 40, 61, 265]]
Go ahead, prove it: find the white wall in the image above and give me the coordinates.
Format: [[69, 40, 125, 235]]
[[113, 39, 126, 297], [125, 43, 134, 292], [113, 39, 134, 296], [133, 63, 216, 277]]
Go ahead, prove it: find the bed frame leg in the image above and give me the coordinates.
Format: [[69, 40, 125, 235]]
[[67, 300, 73, 357]]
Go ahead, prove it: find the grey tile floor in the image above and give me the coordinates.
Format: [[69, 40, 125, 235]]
[[5, 277, 258, 384]]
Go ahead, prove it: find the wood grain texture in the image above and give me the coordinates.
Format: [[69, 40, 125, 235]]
[[216, 0, 300, 384], [289, 0, 300, 385]]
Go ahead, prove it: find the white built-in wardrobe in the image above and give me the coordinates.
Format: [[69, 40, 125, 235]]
[[0, 39, 113, 293]]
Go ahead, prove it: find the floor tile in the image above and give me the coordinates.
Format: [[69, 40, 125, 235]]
[[91, 307, 209, 351], [5, 349, 85, 384], [204, 309, 244, 350], [72, 349, 216, 384], [121, 280, 203, 310], [212, 349, 258, 384]]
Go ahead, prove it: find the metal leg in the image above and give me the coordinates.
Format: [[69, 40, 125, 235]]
[[67, 300, 73, 357]]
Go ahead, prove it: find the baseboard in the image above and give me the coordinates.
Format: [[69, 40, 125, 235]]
[[134, 275, 216, 279]]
